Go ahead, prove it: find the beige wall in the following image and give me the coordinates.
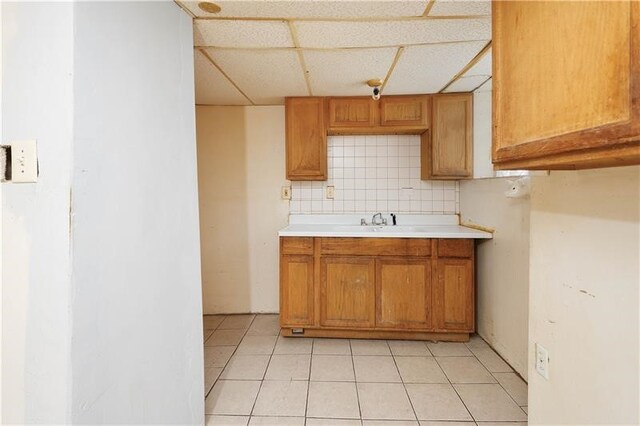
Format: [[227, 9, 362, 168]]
[[460, 178, 530, 379], [197, 106, 289, 314], [460, 82, 530, 379], [528, 166, 639, 424]]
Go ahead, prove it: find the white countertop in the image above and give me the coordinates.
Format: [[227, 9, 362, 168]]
[[279, 214, 493, 239]]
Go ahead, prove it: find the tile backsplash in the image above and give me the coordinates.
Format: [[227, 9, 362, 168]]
[[290, 135, 459, 214]]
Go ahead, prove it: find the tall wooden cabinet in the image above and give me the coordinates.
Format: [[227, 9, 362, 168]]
[[285, 97, 327, 180], [492, 1, 640, 170], [280, 237, 475, 341], [422, 94, 473, 179]]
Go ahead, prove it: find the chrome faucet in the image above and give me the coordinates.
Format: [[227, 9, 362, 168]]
[[372, 212, 387, 226]]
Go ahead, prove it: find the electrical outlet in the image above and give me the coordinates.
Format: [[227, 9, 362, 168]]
[[10, 140, 38, 183], [326, 185, 335, 199], [281, 186, 291, 200], [535, 342, 550, 380]]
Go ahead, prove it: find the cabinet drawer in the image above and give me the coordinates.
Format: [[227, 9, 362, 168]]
[[320, 238, 431, 257], [281, 237, 314, 255], [437, 239, 473, 258]]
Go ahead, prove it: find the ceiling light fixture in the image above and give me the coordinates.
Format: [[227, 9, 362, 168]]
[[198, 2, 221, 14], [367, 79, 383, 101]]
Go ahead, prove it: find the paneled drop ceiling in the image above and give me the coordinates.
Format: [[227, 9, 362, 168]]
[[177, 0, 492, 106]]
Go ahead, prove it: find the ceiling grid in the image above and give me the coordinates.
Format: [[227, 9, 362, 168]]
[[288, 21, 314, 96], [177, 0, 493, 105]]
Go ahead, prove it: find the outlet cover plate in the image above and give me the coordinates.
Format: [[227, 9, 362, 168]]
[[535, 342, 549, 380], [326, 185, 335, 199], [281, 186, 291, 200]]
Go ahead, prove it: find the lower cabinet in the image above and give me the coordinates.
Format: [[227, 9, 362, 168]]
[[320, 257, 376, 328], [280, 254, 314, 327], [376, 258, 432, 330], [280, 237, 475, 340], [433, 258, 474, 331]]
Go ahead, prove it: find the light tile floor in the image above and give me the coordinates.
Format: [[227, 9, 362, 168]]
[[204, 314, 528, 426]]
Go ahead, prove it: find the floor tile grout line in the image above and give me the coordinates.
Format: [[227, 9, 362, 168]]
[[490, 370, 529, 412], [434, 351, 476, 423], [245, 315, 273, 418], [205, 315, 256, 400], [349, 340, 364, 421], [463, 336, 526, 421], [304, 339, 315, 421], [449, 378, 477, 423], [390, 345, 420, 422], [204, 314, 230, 398]]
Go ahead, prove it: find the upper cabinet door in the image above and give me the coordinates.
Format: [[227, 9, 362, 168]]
[[426, 94, 473, 179], [286, 97, 327, 180], [328, 97, 377, 129], [493, 1, 640, 170], [380, 95, 430, 129]]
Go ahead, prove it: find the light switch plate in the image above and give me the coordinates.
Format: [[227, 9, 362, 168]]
[[10, 140, 38, 183], [281, 186, 291, 200]]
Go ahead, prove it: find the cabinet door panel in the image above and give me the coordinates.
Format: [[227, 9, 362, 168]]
[[280, 255, 314, 327], [328, 97, 377, 128], [320, 257, 375, 328], [430, 94, 473, 178], [286, 97, 327, 180], [376, 258, 432, 330], [493, 1, 639, 170], [433, 258, 474, 332], [380, 96, 429, 128]]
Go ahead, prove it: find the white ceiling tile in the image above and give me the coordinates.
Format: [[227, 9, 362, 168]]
[[194, 50, 250, 105], [444, 75, 489, 92], [475, 77, 492, 92], [194, 19, 293, 48], [205, 48, 308, 104], [462, 46, 491, 76], [304, 48, 397, 96], [183, 1, 428, 19], [295, 18, 490, 49], [383, 40, 487, 94], [429, 0, 491, 16], [443, 46, 491, 92]]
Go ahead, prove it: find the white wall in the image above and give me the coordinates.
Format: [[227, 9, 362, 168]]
[[69, 2, 203, 423], [2, 2, 203, 423], [472, 79, 494, 179], [460, 80, 530, 379], [528, 166, 639, 424], [459, 179, 530, 379], [2, 3, 75, 423], [197, 106, 289, 314]]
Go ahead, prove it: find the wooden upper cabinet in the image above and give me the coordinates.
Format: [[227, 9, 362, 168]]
[[285, 97, 327, 180], [327, 95, 430, 134], [328, 97, 377, 129], [380, 95, 430, 129], [423, 94, 473, 179], [493, 1, 640, 170]]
